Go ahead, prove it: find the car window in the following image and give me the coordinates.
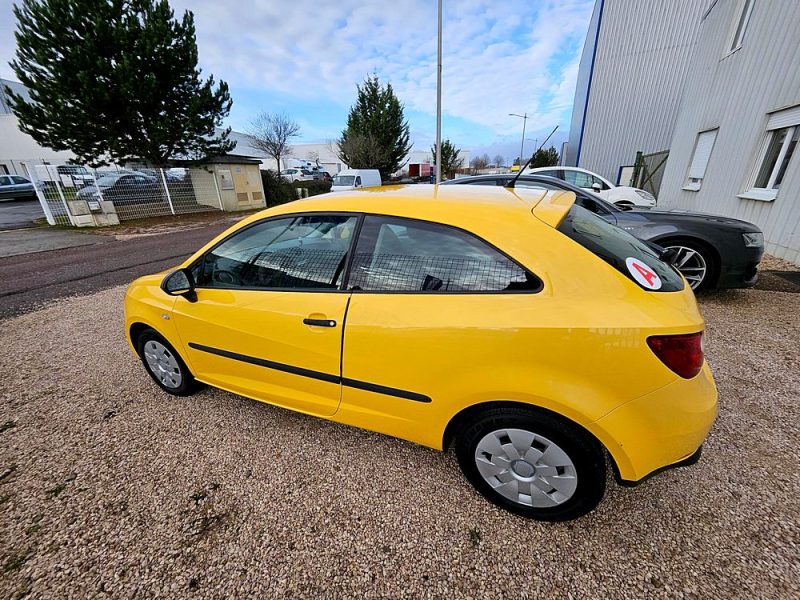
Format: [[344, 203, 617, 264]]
[[563, 170, 595, 188], [535, 169, 561, 179], [347, 215, 539, 292], [592, 175, 610, 190], [557, 205, 684, 292], [355, 176, 362, 186], [11, 176, 29, 184], [196, 215, 358, 290], [0, 176, 10, 186]]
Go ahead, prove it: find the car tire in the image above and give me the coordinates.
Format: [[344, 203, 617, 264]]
[[136, 328, 199, 396], [660, 238, 717, 291], [455, 407, 606, 521]]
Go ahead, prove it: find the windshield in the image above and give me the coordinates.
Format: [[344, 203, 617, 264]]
[[94, 174, 122, 188], [333, 175, 355, 186], [557, 204, 684, 292]]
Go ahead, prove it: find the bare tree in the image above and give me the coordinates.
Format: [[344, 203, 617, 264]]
[[248, 112, 300, 173], [493, 154, 505, 167], [470, 154, 489, 173]]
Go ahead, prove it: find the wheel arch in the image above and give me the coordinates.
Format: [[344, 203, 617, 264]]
[[441, 400, 624, 477], [651, 234, 721, 286]]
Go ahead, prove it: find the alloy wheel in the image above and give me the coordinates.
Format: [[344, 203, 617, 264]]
[[666, 245, 708, 290], [474, 428, 578, 507]]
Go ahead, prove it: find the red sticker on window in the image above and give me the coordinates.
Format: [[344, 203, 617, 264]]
[[625, 257, 662, 290]]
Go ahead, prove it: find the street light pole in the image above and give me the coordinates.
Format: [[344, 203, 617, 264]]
[[509, 112, 527, 166], [435, 0, 443, 184]]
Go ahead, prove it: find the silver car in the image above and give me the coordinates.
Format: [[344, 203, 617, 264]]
[[0, 174, 36, 201]]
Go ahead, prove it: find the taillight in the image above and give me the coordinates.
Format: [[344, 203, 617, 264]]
[[647, 332, 704, 379]]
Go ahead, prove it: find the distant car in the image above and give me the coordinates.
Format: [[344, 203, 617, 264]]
[[56, 165, 94, 186], [0, 174, 36, 201], [524, 166, 656, 207], [331, 169, 382, 191], [443, 174, 764, 290], [76, 172, 162, 205], [280, 168, 315, 182]]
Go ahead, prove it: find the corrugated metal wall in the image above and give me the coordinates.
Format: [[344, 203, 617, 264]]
[[659, 0, 800, 263], [574, 0, 706, 182]]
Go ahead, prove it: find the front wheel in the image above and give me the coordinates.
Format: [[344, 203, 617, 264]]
[[136, 328, 199, 396], [455, 407, 606, 521], [661, 239, 716, 291]]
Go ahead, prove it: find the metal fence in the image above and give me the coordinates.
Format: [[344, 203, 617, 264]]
[[29, 163, 224, 225], [631, 150, 669, 199]]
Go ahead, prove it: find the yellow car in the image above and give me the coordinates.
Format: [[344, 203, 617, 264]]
[[125, 185, 717, 521]]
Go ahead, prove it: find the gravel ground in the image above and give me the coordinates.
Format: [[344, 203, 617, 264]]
[[0, 283, 798, 598]]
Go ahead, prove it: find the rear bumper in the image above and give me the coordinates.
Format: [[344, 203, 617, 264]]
[[588, 363, 718, 482]]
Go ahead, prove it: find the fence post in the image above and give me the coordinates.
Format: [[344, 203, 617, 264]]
[[31, 166, 56, 226], [90, 169, 106, 205], [159, 168, 176, 215], [53, 175, 76, 226], [211, 170, 224, 210]]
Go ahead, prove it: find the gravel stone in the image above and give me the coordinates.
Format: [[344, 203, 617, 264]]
[[0, 282, 797, 598]]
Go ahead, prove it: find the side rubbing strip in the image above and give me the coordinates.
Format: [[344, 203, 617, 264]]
[[341, 378, 431, 403], [188, 342, 339, 384], [187, 342, 431, 403]]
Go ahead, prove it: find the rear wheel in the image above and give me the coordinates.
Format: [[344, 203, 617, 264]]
[[136, 328, 198, 396], [455, 407, 606, 521]]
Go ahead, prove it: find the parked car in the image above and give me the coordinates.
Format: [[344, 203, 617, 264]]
[[56, 164, 94, 186], [125, 184, 717, 521], [444, 174, 764, 290], [280, 168, 315, 182], [331, 169, 381, 191], [0, 174, 36, 201], [524, 166, 656, 207], [77, 171, 162, 205]]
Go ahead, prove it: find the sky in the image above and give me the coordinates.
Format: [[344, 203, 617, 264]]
[[0, 0, 594, 164]]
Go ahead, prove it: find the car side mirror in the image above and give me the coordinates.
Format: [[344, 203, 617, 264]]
[[161, 268, 196, 301], [591, 182, 602, 192]]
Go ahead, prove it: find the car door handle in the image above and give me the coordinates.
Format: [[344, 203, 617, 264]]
[[303, 318, 337, 328]]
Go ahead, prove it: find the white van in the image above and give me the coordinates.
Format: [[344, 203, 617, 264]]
[[331, 169, 381, 192]]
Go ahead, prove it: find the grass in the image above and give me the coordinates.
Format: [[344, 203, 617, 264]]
[[3, 549, 31, 573], [468, 527, 482, 547], [0, 420, 16, 433]]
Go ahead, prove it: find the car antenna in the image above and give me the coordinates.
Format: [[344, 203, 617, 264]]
[[505, 125, 559, 189]]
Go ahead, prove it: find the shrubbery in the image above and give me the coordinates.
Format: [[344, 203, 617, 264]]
[[260, 170, 332, 207]]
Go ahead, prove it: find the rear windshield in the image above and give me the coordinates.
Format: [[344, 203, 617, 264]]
[[557, 205, 684, 292]]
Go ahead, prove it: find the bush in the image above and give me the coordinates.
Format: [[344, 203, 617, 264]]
[[260, 169, 296, 207], [293, 180, 332, 196]]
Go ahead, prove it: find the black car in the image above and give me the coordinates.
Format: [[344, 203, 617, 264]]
[[443, 174, 764, 290], [76, 171, 162, 205]]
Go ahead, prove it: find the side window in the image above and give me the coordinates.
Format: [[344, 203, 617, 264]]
[[11, 176, 29, 184], [563, 170, 595, 188], [0, 176, 10, 186], [591, 175, 610, 190], [355, 176, 362, 187], [197, 214, 358, 290], [347, 216, 538, 292], [536, 169, 561, 180]]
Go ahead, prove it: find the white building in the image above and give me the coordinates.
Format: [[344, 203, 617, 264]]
[[567, 0, 800, 264], [658, 0, 800, 264], [0, 78, 75, 176], [565, 0, 707, 182]]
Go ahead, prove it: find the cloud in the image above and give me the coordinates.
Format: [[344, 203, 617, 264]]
[[0, 0, 594, 148]]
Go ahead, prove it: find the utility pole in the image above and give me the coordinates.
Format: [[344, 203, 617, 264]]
[[510, 112, 528, 166], [435, 0, 443, 184]]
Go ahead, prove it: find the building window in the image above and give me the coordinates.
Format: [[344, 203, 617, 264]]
[[728, 0, 755, 53], [741, 105, 800, 202], [684, 129, 718, 191]]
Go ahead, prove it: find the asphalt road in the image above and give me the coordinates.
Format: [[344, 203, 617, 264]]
[[0, 198, 45, 230], [0, 223, 230, 319]]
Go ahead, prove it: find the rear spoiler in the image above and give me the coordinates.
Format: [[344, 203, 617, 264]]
[[530, 191, 576, 228]]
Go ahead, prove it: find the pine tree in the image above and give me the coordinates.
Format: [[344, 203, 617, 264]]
[[338, 75, 411, 178], [7, 0, 234, 166], [431, 139, 464, 179], [529, 146, 560, 168]]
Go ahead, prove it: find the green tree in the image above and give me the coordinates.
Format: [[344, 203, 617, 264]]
[[431, 139, 464, 179], [529, 146, 560, 168], [338, 75, 411, 178], [7, 0, 234, 166]]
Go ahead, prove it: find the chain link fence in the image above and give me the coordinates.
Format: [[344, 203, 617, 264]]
[[29, 162, 224, 225]]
